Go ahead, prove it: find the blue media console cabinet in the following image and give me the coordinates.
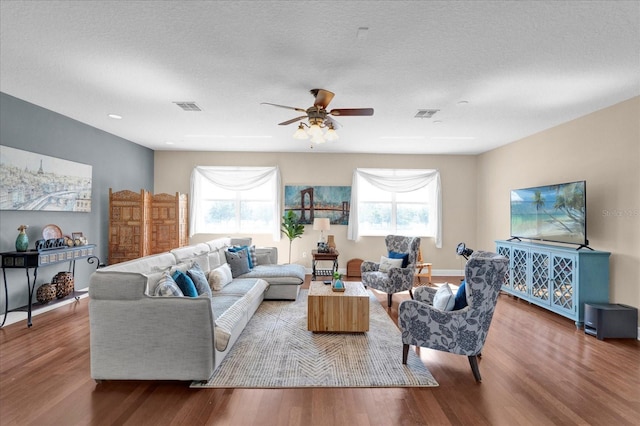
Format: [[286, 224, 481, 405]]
[[495, 240, 610, 328]]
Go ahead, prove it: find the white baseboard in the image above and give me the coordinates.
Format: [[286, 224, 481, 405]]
[[433, 269, 465, 277], [0, 291, 88, 328]]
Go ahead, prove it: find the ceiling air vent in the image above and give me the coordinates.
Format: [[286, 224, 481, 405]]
[[415, 109, 439, 119], [174, 102, 202, 112]]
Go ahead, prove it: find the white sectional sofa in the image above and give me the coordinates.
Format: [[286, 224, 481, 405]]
[[88, 237, 305, 382]]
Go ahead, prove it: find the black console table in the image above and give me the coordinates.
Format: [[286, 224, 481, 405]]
[[1, 245, 97, 328]]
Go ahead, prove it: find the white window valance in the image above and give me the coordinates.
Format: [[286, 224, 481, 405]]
[[190, 166, 281, 240], [347, 168, 442, 248]]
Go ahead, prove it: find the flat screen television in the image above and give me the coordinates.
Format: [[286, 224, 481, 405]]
[[510, 180, 587, 247]]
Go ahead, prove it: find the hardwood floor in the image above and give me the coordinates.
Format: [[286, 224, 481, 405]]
[[1, 276, 638, 425]]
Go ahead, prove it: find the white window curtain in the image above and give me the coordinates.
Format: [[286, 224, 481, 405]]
[[347, 168, 442, 248], [190, 166, 281, 240]]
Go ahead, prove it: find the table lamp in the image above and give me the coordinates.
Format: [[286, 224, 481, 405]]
[[313, 218, 330, 243]]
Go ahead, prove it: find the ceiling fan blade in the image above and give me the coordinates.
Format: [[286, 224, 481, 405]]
[[310, 89, 335, 108], [325, 116, 342, 130], [261, 102, 306, 113], [329, 108, 374, 116], [278, 116, 307, 126]]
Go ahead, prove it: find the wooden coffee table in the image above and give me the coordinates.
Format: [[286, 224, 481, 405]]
[[307, 281, 370, 332]]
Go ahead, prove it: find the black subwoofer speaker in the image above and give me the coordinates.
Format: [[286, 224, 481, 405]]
[[584, 303, 638, 340]]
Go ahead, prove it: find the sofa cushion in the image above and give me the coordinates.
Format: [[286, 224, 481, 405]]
[[379, 256, 403, 273], [225, 249, 251, 277], [187, 263, 212, 297], [104, 252, 176, 273], [170, 243, 211, 271], [208, 263, 233, 291], [172, 270, 198, 297], [154, 271, 184, 297], [433, 283, 455, 311], [238, 264, 305, 285], [212, 278, 268, 351]]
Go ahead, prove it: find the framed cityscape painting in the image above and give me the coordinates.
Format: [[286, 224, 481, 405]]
[[284, 185, 351, 225], [0, 145, 92, 212]]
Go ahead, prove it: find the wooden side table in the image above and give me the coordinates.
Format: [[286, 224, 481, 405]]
[[311, 249, 339, 280], [307, 281, 369, 332]]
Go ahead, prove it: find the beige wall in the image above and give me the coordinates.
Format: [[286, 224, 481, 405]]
[[477, 96, 640, 311], [155, 152, 477, 275]]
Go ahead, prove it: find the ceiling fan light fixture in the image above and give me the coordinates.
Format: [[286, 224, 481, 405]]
[[293, 124, 309, 140], [308, 123, 322, 136], [311, 134, 326, 144], [325, 127, 339, 141]]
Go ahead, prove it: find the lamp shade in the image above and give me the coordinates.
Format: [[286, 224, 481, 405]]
[[313, 218, 330, 231]]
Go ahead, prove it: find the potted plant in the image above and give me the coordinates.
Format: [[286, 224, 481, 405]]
[[281, 210, 305, 264], [332, 271, 344, 292]]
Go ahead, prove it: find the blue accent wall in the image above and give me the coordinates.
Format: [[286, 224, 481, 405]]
[[0, 92, 154, 311]]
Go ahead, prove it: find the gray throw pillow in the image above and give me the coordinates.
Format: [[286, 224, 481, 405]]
[[187, 262, 212, 297], [225, 249, 250, 278]]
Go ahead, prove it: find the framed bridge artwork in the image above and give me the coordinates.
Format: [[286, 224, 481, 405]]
[[0, 145, 92, 212], [284, 185, 351, 225]]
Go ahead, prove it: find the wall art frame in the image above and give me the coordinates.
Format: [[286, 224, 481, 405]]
[[0, 145, 92, 212], [284, 185, 351, 225]]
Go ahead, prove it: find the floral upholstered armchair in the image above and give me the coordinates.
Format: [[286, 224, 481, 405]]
[[398, 250, 508, 382], [361, 235, 421, 307]]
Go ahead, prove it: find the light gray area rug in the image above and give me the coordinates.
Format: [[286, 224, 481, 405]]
[[192, 289, 438, 388]]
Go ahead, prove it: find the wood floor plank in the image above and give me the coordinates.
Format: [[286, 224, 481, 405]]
[[1, 275, 639, 425]]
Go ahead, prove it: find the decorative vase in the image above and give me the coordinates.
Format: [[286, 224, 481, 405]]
[[332, 278, 345, 292], [327, 235, 336, 251], [15, 225, 29, 252]]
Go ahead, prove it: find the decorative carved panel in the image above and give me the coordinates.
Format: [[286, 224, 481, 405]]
[[108, 189, 188, 264]]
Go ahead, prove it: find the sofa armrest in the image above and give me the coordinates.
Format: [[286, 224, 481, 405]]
[[90, 295, 215, 381]]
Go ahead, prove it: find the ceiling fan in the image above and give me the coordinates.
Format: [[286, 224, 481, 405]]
[[261, 89, 374, 144]]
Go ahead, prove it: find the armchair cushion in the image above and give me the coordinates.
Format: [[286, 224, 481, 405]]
[[379, 256, 403, 273], [388, 251, 409, 268], [433, 283, 455, 311], [453, 280, 468, 310]]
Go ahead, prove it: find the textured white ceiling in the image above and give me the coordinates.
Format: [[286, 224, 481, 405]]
[[1, 1, 638, 154]]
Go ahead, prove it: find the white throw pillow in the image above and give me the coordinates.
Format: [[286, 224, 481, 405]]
[[379, 256, 403, 273], [207, 263, 233, 291], [433, 283, 455, 311]]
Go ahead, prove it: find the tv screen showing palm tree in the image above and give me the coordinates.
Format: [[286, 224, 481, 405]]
[[510, 180, 586, 246]]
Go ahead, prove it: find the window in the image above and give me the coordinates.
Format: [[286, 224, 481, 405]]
[[347, 168, 441, 247], [190, 166, 281, 240]]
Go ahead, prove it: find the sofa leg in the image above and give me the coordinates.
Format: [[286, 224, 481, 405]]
[[468, 355, 482, 382], [403, 344, 409, 364], [387, 293, 392, 307]]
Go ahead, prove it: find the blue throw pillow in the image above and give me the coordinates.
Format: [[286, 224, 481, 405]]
[[388, 251, 409, 268], [453, 280, 468, 310], [172, 270, 198, 297]]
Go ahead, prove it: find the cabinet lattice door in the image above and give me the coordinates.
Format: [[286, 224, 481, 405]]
[[109, 189, 189, 264], [496, 240, 610, 328]]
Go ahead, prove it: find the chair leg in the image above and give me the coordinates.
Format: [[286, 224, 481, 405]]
[[402, 344, 409, 364], [468, 355, 482, 382], [409, 288, 414, 299], [387, 293, 393, 307]]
